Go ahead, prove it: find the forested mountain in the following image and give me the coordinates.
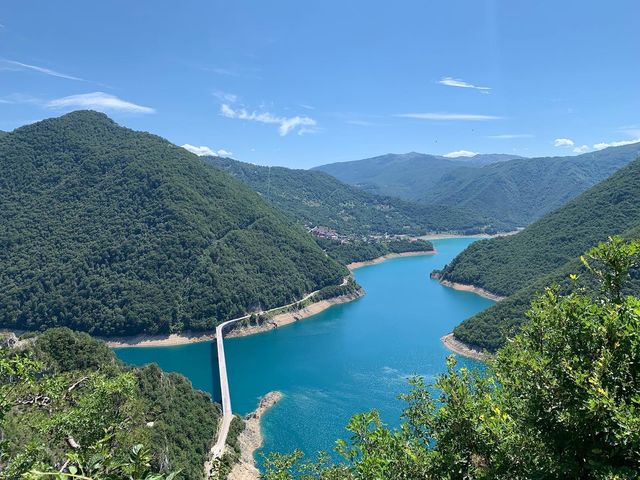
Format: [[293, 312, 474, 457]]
[[436, 156, 640, 298], [206, 156, 501, 235], [314, 152, 521, 201], [0, 111, 347, 336], [434, 157, 640, 351], [424, 143, 640, 226], [452, 225, 640, 351], [316, 145, 640, 228], [1, 328, 236, 479]]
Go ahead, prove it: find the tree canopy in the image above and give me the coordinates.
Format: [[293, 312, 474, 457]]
[[0, 328, 226, 479], [0, 111, 346, 337]]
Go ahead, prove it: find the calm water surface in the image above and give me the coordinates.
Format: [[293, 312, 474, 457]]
[[115, 237, 494, 462]]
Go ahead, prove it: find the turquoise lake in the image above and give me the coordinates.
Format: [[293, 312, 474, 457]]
[[115, 237, 494, 462]]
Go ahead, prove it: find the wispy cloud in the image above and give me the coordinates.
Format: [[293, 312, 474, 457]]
[[487, 133, 534, 139], [618, 124, 640, 138], [438, 77, 490, 93], [182, 144, 232, 157], [593, 138, 640, 150], [573, 145, 590, 154], [206, 67, 240, 77], [220, 103, 316, 136], [299, 104, 315, 110], [444, 150, 478, 158], [571, 137, 640, 154], [202, 66, 261, 79], [2, 59, 84, 81], [0, 93, 41, 105], [396, 112, 502, 121], [554, 138, 574, 147], [47, 92, 155, 114], [213, 90, 238, 103]]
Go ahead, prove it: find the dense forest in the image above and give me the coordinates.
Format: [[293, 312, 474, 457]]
[[263, 238, 640, 479], [0, 328, 231, 479], [315, 237, 434, 265], [453, 224, 640, 351], [437, 156, 640, 297], [317, 145, 640, 228], [206, 156, 500, 235], [0, 111, 348, 337]]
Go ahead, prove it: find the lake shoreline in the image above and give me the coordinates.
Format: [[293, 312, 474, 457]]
[[418, 230, 520, 241], [227, 391, 283, 480], [225, 289, 365, 339], [346, 250, 436, 269], [437, 279, 505, 302], [107, 250, 441, 349], [441, 333, 489, 361]]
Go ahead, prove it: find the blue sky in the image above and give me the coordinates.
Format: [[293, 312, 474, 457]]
[[1, 1, 639, 168]]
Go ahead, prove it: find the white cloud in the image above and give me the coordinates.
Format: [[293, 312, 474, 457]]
[[0, 93, 41, 105], [438, 77, 490, 93], [593, 138, 640, 150], [213, 90, 238, 103], [220, 103, 316, 136], [487, 133, 534, 139], [396, 112, 502, 121], [181, 144, 233, 157], [299, 104, 315, 110], [3, 59, 84, 81], [297, 127, 320, 136], [46, 92, 155, 114], [182, 144, 215, 156], [573, 145, 590, 154], [444, 150, 478, 158], [554, 138, 575, 147]]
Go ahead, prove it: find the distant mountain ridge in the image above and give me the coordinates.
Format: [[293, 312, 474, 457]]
[[316, 145, 640, 227], [0, 111, 346, 336], [313, 152, 523, 201], [207, 155, 504, 235]]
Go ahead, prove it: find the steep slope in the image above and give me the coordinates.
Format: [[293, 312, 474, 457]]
[[207, 156, 501, 235], [452, 224, 640, 351], [437, 156, 640, 298], [424, 143, 640, 226], [0, 111, 346, 336]]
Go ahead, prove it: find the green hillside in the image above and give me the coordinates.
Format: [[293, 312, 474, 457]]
[[0, 111, 347, 337], [424, 144, 640, 226], [207, 156, 501, 235], [452, 226, 640, 351], [1, 328, 232, 479], [316, 146, 640, 228], [437, 156, 640, 298]]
